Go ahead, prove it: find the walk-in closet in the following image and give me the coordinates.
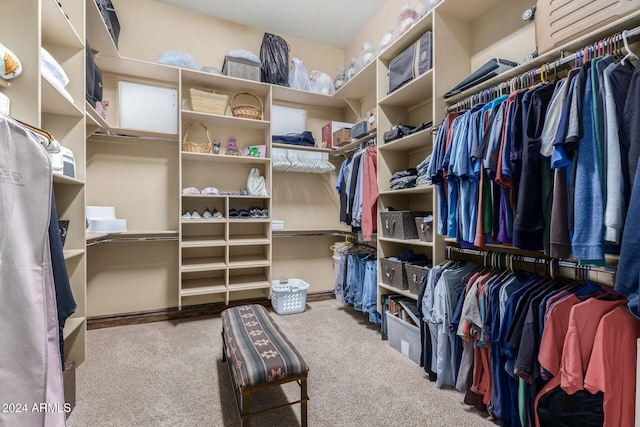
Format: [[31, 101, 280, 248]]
[[3, 0, 640, 426]]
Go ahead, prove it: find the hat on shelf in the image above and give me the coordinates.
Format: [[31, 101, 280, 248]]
[[0, 43, 22, 80]]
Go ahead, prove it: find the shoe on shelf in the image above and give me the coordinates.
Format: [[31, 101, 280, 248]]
[[229, 208, 239, 219], [260, 208, 269, 218], [249, 207, 260, 218], [202, 209, 213, 219], [191, 210, 202, 219], [201, 187, 219, 195], [181, 211, 192, 220], [182, 187, 200, 195], [212, 209, 224, 219], [238, 209, 251, 219]]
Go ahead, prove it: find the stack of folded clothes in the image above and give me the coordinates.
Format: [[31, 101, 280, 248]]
[[390, 168, 418, 190], [416, 154, 432, 187]]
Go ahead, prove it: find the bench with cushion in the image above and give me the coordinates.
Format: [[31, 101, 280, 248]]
[[221, 304, 309, 426]]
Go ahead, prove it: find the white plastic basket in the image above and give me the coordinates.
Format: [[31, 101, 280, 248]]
[[271, 279, 310, 315]]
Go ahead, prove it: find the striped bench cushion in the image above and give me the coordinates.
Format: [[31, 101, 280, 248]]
[[222, 304, 309, 389]]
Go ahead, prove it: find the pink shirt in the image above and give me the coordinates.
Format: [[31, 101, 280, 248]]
[[537, 293, 580, 378], [559, 298, 626, 395], [361, 146, 378, 241], [584, 306, 640, 427]]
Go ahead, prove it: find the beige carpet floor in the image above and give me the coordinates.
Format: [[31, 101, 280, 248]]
[[67, 299, 496, 427]]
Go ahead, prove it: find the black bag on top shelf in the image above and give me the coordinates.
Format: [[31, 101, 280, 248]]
[[260, 33, 290, 86]]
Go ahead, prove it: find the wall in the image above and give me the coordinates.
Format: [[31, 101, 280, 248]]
[[113, 0, 345, 80]]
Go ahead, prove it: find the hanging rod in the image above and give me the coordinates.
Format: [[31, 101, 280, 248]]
[[446, 24, 640, 113], [87, 236, 178, 247], [272, 232, 349, 238], [446, 245, 616, 275]]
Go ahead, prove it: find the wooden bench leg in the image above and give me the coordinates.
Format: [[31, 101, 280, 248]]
[[241, 389, 251, 427], [301, 378, 308, 427]]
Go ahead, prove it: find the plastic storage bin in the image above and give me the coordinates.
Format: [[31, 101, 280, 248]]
[[385, 311, 420, 364], [271, 279, 310, 315]]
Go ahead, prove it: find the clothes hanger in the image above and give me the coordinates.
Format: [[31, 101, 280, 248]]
[[621, 30, 639, 64]]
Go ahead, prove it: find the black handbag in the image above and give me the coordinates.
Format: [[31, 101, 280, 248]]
[[85, 41, 103, 108]]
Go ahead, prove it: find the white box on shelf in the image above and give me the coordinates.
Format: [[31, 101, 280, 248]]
[[86, 206, 127, 233], [385, 311, 420, 364], [271, 220, 284, 230], [271, 279, 309, 315]]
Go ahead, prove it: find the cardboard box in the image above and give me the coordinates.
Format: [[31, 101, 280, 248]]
[[366, 108, 377, 132], [321, 121, 353, 149], [332, 128, 352, 147]]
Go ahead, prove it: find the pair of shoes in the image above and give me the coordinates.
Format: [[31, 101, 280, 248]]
[[203, 208, 224, 219], [182, 210, 201, 219], [182, 187, 220, 195], [229, 208, 251, 219], [249, 207, 269, 218]]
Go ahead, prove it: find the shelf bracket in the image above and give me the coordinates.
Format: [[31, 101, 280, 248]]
[[344, 97, 362, 118]]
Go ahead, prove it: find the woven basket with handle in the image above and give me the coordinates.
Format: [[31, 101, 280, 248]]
[[182, 122, 212, 153], [189, 88, 228, 115], [230, 92, 263, 120]]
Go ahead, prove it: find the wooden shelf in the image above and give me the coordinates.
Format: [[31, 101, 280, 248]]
[[41, 78, 84, 117], [228, 236, 270, 245], [63, 317, 85, 339], [87, 231, 178, 243], [180, 279, 226, 297], [378, 69, 433, 108], [181, 257, 226, 272], [181, 219, 227, 224], [334, 60, 377, 101], [42, 0, 83, 49], [378, 237, 433, 247], [85, 101, 110, 130], [378, 127, 433, 152], [228, 256, 270, 268], [106, 127, 179, 141], [181, 151, 270, 164], [272, 227, 351, 234], [97, 56, 179, 83], [379, 186, 433, 196], [181, 236, 226, 248], [63, 249, 85, 260], [378, 12, 434, 61], [181, 69, 271, 97], [53, 173, 84, 185], [272, 143, 334, 154], [378, 282, 418, 301], [181, 194, 227, 199], [86, 233, 109, 243], [228, 277, 271, 290], [272, 85, 345, 109], [444, 10, 640, 105], [228, 218, 271, 223], [181, 109, 271, 131], [335, 133, 376, 153]]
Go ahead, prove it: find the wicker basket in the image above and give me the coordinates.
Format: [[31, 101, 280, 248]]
[[189, 88, 228, 115], [231, 92, 263, 120], [182, 122, 212, 153]]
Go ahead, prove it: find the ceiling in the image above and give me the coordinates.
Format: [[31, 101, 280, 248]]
[[154, 0, 388, 49]]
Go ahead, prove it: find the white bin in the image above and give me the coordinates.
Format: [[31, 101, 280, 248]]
[[271, 279, 310, 315]]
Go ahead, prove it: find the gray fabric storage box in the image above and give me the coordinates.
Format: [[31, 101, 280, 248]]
[[380, 211, 430, 240], [415, 216, 433, 242], [380, 257, 407, 290], [222, 56, 261, 81], [405, 262, 430, 295]]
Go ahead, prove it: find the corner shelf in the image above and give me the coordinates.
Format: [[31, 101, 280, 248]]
[[42, 0, 83, 49], [379, 186, 433, 196], [85, 0, 120, 57], [63, 316, 85, 340], [378, 237, 433, 247], [378, 127, 433, 152], [378, 282, 418, 301]]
